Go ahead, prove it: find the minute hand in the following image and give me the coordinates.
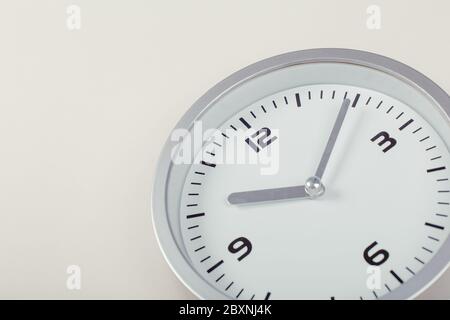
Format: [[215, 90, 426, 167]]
[[314, 98, 351, 179]]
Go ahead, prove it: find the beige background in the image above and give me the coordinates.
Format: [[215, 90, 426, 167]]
[[0, 0, 449, 299]]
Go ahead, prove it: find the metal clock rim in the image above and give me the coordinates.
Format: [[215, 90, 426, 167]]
[[152, 48, 450, 300]]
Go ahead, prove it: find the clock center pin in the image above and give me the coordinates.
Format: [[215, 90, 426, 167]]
[[304, 176, 325, 198]]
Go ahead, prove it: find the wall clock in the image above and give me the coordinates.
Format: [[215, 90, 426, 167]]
[[152, 48, 450, 300]]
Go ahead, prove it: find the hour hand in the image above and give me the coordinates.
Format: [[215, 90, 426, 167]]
[[228, 185, 310, 205]]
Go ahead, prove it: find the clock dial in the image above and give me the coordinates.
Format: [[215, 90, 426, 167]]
[[180, 85, 450, 300], [152, 49, 450, 300]]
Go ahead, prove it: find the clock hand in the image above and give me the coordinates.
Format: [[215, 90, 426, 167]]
[[227, 175, 325, 205], [227, 185, 310, 205], [314, 98, 351, 180]]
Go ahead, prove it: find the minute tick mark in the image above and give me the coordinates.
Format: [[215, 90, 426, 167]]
[[195, 246, 206, 252], [200, 256, 211, 263], [422, 247, 433, 254], [396, 112, 404, 120], [376, 101, 383, 109], [215, 274, 225, 282], [406, 267, 415, 275], [272, 100, 278, 109]]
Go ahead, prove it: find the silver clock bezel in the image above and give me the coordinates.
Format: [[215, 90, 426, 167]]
[[151, 48, 450, 300]]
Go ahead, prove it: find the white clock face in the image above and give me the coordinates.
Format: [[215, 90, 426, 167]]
[[152, 50, 450, 300], [180, 84, 450, 300]]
